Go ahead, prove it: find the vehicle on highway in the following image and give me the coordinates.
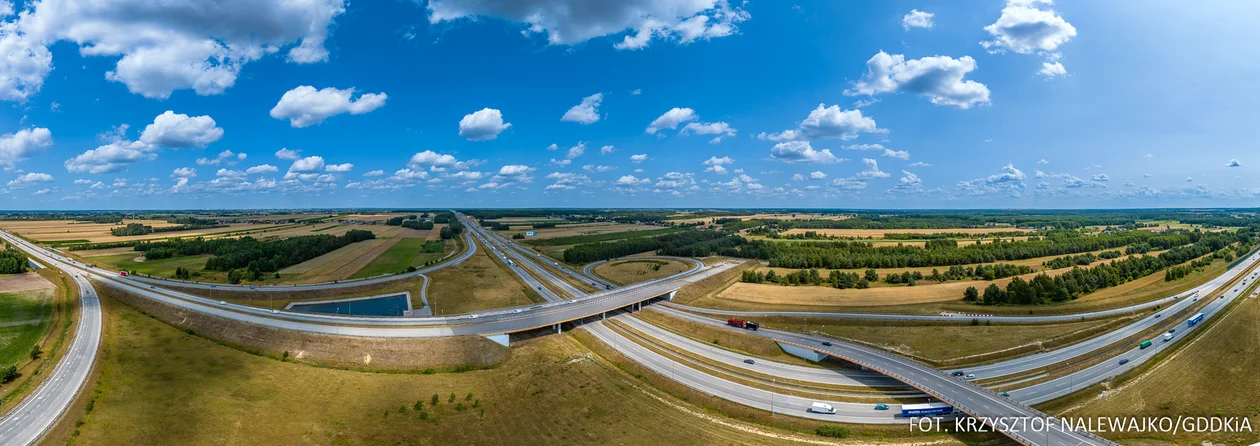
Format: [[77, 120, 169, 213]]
[[513, 309, 523, 314], [743, 359, 755, 365], [468, 314, 480, 319], [1188, 312, 1205, 326], [726, 318, 759, 330], [950, 371, 965, 376], [808, 402, 836, 414], [964, 374, 976, 380], [120, 271, 128, 277], [1163, 332, 1173, 342], [998, 392, 1010, 397], [1154, 313, 1160, 318], [1119, 358, 1130, 365], [218, 301, 226, 305], [1169, 328, 1176, 333], [821, 341, 832, 346], [901, 402, 953, 417], [1139, 340, 1152, 349], [874, 403, 889, 410]]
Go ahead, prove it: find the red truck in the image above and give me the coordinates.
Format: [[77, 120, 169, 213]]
[[727, 318, 760, 331], [119, 271, 128, 277]]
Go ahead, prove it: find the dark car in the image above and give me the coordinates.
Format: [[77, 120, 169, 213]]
[[743, 359, 755, 365], [821, 341, 833, 346], [1119, 359, 1130, 365], [951, 371, 965, 377]]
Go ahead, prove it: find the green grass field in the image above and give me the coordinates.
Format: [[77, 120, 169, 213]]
[[349, 238, 448, 279], [0, 290, 52, 366], [93, 252, 212, 277], [521, 227, 683, 246]]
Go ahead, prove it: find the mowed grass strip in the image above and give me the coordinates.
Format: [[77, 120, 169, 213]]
[[0, 289, 53, 366], [521, 227, 683, 246], [427, 238, 541, 315], [54, 297, 844, 446], [350, 238, 448, 279], [593, 259, 692, 286]]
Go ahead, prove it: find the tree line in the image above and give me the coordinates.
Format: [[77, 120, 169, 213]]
[[134, 230, 376, 274], [110, 221, 225, 236], [562, 230, 740, 264], [0, 243, 29, 274]]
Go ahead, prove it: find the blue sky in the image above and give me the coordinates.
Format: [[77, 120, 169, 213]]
[[1, 0, 1259, 210]]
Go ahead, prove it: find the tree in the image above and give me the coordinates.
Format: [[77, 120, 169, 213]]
[[440, 226, 454, 240], [983, 283, 1006, 305], [864, 268, 879, 282], [1, 365, 17, 383], [30, 345, 41, 360]]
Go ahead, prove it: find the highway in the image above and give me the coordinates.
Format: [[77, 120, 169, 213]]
[[0, 264, 102, 446]]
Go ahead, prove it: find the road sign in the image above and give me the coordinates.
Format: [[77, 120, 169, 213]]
[[525, 231, 536, 236]]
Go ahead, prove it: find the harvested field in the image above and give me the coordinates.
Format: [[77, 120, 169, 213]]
[[283, 237, 401, 284], [501, 222, 663, 240], [72, 246, 136, 257], [592, 258, 692, 286], [0, 271, 55, 293], [350, 238, 450, 279], [0, 220, 273, 243], [669, 212, 853, 225], [426, 224, 446, 240]]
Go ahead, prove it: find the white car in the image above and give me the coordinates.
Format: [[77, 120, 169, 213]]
[[808, 402, 836, 414], [467, 314, 480, 319], [964, 374, 976, 380], [512, 309, 523, 314]]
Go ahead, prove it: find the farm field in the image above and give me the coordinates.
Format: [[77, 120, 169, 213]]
[[668, 212, 853, 225], [0, 274, 55, 367], [521, 227, 683, 246], [592, 258, 692, 286], [780, 227, 1034, 238], [349, 238, 450, 279], [1062, 297, 1260, 445], [426, 238, 541, 314], [48, 296, 939, 446], [0, 220, 276, 244], [500, 222, 665, 240], [748, 247, 1145, 278]]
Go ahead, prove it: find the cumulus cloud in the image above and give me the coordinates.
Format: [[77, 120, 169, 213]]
[[1038, 61, 1066, 78], [582, 164, 615, 173], [6, 171, 53, 187], [846, 51, 991, 109], [981, 0, 1076, 55], [0, 127, 53, 169], [11, 0, 346, 99], [566, 142, 586, 159], [269, 86, 387, 128], [275, 148, 302, 161], [246, 164, 279, 175], [956, 163, 1026, 196], [769, 141, 845, 164], [408, 150, 475, 171], [425, 0, 749, 50], [324, 163, 353, 173], [908, 161, 932, 167], [196, 149, 246, 166], [600, 145, 615, 155], [808, 171, 827, 180], [882, 149, 910, 160], [459, 108, 511, 141], [615, 174, 650, 186], [759, 104, 881, 142], [364, 169, 384, 177], [681, 121, 737, 143], [139, 111, 223, 148], [64, 126, 158, 174], [1227, 159, 1242, 167], [0, 20, 52, 102], [902, 9, 934, 30], [831, 177, 867, 190], [170, 167, 197, 178], [646, 107, 697, 134], [560, 92, 602, 124], [856, 158, 890, 178], [629, 154, 648, 163]]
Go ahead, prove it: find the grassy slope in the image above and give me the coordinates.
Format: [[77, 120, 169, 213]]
[[349, 238, 447, 279], [0, 290, 51, 366], [62, 298, 863, 446], [426, 238, 541, 315], [593, 259, 692, 286]]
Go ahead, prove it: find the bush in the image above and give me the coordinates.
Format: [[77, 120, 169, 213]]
[[1, 365, 17, 383], [816, 425, 850, 438]]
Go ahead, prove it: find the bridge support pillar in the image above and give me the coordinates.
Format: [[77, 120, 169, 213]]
[[482, 334, 510, 347], [556, 324, 562, 334], [777, 342, 828, 362], [666, 290, 677, 300], [602, 312, 606, 320]]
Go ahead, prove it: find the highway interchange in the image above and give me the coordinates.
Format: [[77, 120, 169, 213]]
[[3, 213, 1257, 445]]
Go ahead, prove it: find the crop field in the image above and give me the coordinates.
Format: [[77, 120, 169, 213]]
[[282, 238, 400, 284], [592, 258, 692, 286], [668, 212, 853, 225], [1064, 297, 1260, 445], [0, 220, 277, 244], [749, 247, 1140, 279], [0, 277, 54, 366], [522, 227, 683, 246], [501, 222, 663, 240], [427, 239, 540, 314], [349, 238, 450, 279], [49, 295, 924, 446], [335, 213, 413, 223]]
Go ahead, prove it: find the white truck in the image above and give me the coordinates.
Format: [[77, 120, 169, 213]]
[[1163, 332, 1173, 342], [808, 402, 836, 414]]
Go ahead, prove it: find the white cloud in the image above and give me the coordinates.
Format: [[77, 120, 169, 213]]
[[791, 173, 804, 182], [459, 108, 511, 141], [560, 92, 602, 124], [139, 111, 223, 148], [364, 169, 384, 177], [73, 179, 91, 185], [615, 174, 650, 186], [654, 171, 694, 189], [646, 107, 697, 134], [1037, 158, 1050, 164], [856, 158, 890, 178], [888, 170, 924, 194], [269, 86, 387, 128], [550, 158, 572, 166], [1092, 173, 1110, 182], [408, 150, 474, 171], [246, 164, 279, 175], [288, 156, 325, 174], [324, 163, 353, 173], [546, 143, 559, 151], [490, 164, 535, 186], [64, 127, 157, 174], [830, 177, 867, 190], [882, 149, 910, 160], [6, 171, 53, 187], [629, 154, 648, 163], [908, 161, 932, 167], [275, 148, 302, 160], [0, 20, 52, 102], [702, 156, 733, 166], [582, 164, 615, 173], [808, 171, 827, 180], [901, 9, 934, 30], [1227, 159, 1242, 167], [0, 127, 52, 169], [769, 141, 845, 164], [981, 0, 1077, 55], [846, 51, 991, 109], [761, 104, 881, 142], [14, 0, 346, 99], [705, 165, 727, 174], [30, 188, 50, 196], [681, 121, 737, 143], [196, 149, 245, 166], [170, 167, 197, 178], [600, 145, 615, 155], [1038, 61, 1066, 78], [566, 142, 586, 159], [425, 0, 749, 50], [956, 163, 1026, 196]]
